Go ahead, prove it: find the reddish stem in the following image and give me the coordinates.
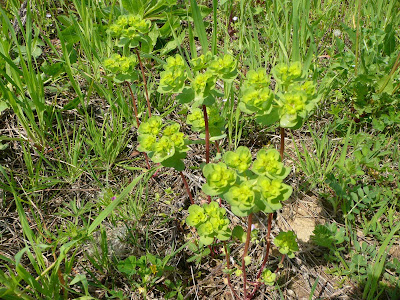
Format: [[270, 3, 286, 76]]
[[135, 48, 152, 118], [248, 213, 273, 299], [202, 105, 212, 203], [242, 213, 253, 300], [256, 213, 273, 279], [126, 81, 151, 169], [223, 242, 240, 300], [126, 81, 141, 128], [280, 127, 285, 159], [179, 171, 194, 204], [202, 105, 210, 164], [215, 140, 221, 153]]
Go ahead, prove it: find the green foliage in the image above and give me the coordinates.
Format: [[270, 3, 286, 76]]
[[260, 269, 276, 286], [103, 54, 138, 83], [186, 202, 231, 246], [223, 146, 252, 173], [240, 62, 320, 129], [311, 223, 346, 251], [137, 116, 189, 170], [202, 162, 237, 196], [186, 105, 226, 140], [202, 146, 292, 217], [273, 231, 299, 258], [252, 149, 290, 179], [158, 54, 187, 94]]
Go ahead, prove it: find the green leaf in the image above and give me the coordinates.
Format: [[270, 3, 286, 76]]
[[189, 0, 209, 52], [118, 256, 137, 275], [122, 0, 145, 15]]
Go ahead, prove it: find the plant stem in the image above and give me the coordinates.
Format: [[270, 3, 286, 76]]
[[180, 171, 194, 204], [126, 81, 140, 128], [135, 48, 152, 118], [126, 81, 151, 169], [215, 140, 221, 153], [256, 213, 273, 280], [280, 127, 285, 159], [248, 213, 273, 299], [354, 0, 362, 77], [202, 105, 212, 203], [203, 105, 210, 164], [223, 242, 240, 300], [274, 254, 286, 273], [242, 213, 253, 300]]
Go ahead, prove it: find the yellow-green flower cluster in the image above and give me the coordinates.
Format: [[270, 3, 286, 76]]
[[202, 146, 292, 216], [109, 14, 151, 38], [103, 54, 137, 74], [272, 61, 303, 85], [239, 68, 273, 116], [137, 116, 188, 167], [186, 106, 225, 138], [158, 54, 187, 94], [186, 201, 231, 245]]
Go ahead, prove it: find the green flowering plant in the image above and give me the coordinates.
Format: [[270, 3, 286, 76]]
[[274, 231, 299, 258], [208, 54, 237, 81], [158, 54, 187, 94], [274, 81, 319, 129], [109, 14, 154, 51], [186, 201, 231, 245], [137, 116, 189, 171], [272, 61, 303, 85], [201, 146, 291, 216], [256, 176, 292, 213], [252, 149, 290, 179], [223, 146, 252, 173], [260, 269, 276, 286], [202, 162, 237, 196], [103, 54, 139, 83], [191, 51, 214, 72], [239, 62, 320, 130], [224, 181, 257, 216], [186, 106, 225, 140]]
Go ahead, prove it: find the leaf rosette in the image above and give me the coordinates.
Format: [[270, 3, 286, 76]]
[[191, 51, 214, 72], [103, 54, 139, 83], [272, 61, 303, 85], [208, 54, 237, 81], [239, 87, 274, 115], [261, 269, 276, 286], [158, 55, 187, 94], [244, 68, 271, 90], [109, 14, 153, 50]]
